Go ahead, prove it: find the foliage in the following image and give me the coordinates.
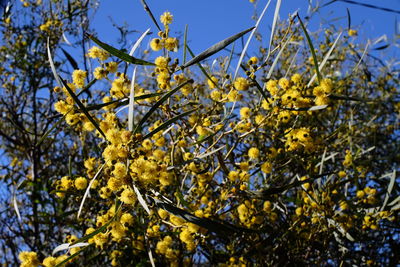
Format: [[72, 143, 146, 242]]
[[1, 0, 400, 266]]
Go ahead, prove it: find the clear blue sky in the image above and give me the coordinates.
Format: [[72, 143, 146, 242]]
[[91, 0, 399, 58]]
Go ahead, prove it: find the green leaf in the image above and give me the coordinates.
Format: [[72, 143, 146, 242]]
[[70, 204, 120, 247], [296, 14, 322, 84], [133, 79, 194, 134], [76, 78, 97, 97], [84, 92, 165, 112], [60, 78, 106, 139], [234, 0, 272, 78], [143, 108, 198, 139], [61, 48, 78, 70], [86, 33, 155, 66], [183, 24, 188, 65], [151, 198, 256, 236], [139, 0, 161, 31], [346, 8, 351, 30], [224, 43, 235, 73], [180, 26, 255, 69], [186, 45, 220, 89]]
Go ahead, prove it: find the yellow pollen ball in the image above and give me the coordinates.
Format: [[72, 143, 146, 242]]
[[74, 177, 88, 190], [248, 147, 259, 159], [240, 107, 251, 119], [234, 77, 249, 91]]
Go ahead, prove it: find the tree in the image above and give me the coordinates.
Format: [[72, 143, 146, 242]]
[[2, 0, 399, 266], [0, 0, 100, 264]]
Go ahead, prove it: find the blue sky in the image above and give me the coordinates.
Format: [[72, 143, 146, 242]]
[[91, 0, 399, 58]]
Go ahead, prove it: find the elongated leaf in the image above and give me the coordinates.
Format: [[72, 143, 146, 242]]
[[76, 78, 97, 97], [37, 107, 74, 148], [128, 67, 137, 131], [52, 242, 89, 255], [239, 63, 268, 100], [139, 0, 161, 31], [84, 92, 164, 112], [196, 146, 225, 160], [267, 33, 293, 79], [61, 48, 78, 70], [234, 0, 272, 79], [186, 45, 219, 89], [143, 108, 197, 139], [183, 24, 188, 65], [86, 33, 155, 66], [381, 169, 396, 211], [328, 94, 372, 102], [346, 8, 351, 30], [47, 38, 63, 88], [283, 104, 328, 111], [52, 243, 70, 255], [373, 44, 390, 50], [307, 32, 342, 87], [60, 78, 106, 139], [12, 193, 21, 222], [224, 43, 235, 73], [129, 28, 151, 56], [327, 218, 355, 242], [77, 163, 105, 218], [71, 205, 120, 247], [133, 183, 151, 215], [268, 0, 281, 57], [388, 195, 400, 206], [133, 79, 194, 134], [297, 14, 322, 84], [181, 26, 255, 69], [152, 198, 256, 236]]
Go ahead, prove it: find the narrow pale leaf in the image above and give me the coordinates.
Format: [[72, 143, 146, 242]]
[[128, 67, 137, 131], [183, 25, 188, 65], [267, 33, 293, 79], [52, 243, 70, 255], [196, 146, 225, 159], [267, 0, 282, 57], [53, 244, 93, 267], [381, 169, 396, 211], [152, 198, 255, 236], [78, 163, 105, 218], [13, 194, 21, 222], [234, 0, 272, 79], [133, 184, 150, 215], [129, 28, 151, 56], [307, 32, 342, 87], [47, 38, 63, 88]]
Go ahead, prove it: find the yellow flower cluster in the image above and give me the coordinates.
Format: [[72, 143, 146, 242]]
[[150, 12, 178, 52], [39, 19, 62, 32], [284, 127, 315, 152], [87, 46, 109, 61]]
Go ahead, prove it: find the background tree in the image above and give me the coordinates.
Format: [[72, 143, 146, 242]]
[[0, 0, 101, 264]]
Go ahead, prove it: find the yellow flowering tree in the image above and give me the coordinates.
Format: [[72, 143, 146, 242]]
[[1, 0, 400, 266]]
